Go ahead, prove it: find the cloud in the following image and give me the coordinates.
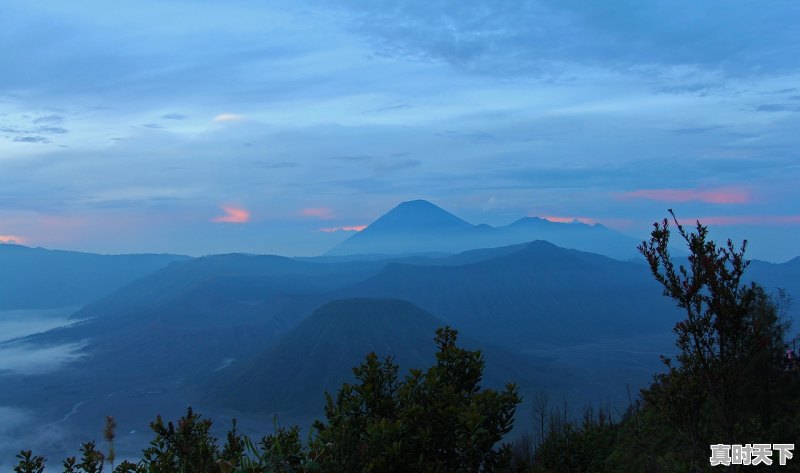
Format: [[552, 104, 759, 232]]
[[0, 2, 797, 261], [300, 207, 335, 219], [12, 136, 50, 144], [0, 308, 77, 343], [755, 103, 800, 113], [214, 113, 245, 122], [678, 215, 800, 226], [329, 155, 373, 162], [141, 123, 163, 129], [32, 114, 64, 124], [542, 216, 597, 225], [253, 161, 299, 169], [318, 225, 367, 232], [618, 188, 750, 204], [670, 126, 724, 135], [336, 0, 800, 77], [36, 126, 69, 134], [0, 124, 68, 137], [0, 235, 25, 244], [212, 206, 251, 223], [0, 309, 88, 374], [0, 340, 87, 374], [369, 103, 412, 113], [375, 159, 421, 172]]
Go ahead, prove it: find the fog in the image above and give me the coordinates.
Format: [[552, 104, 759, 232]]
[[0, 308, 87, 374], [0, 308, 89, 467], [0, 403, 83, 471], [0, 341, 87, 374], [0, 308, 79, 343], [0, 405, 37, 470]]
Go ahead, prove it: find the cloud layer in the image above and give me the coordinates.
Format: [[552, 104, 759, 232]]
[[0, 1, 798, 261]]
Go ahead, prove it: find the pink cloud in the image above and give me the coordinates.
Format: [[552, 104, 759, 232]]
[[301, 207, 335, 220], [618, 188, 750, 204], [0, 235, 25, 244], [677, 215, 800, 226], [318, 225, 367, 233], [212, 206, 251, 224]]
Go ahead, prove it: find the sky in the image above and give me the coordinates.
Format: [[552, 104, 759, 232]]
[[1, 0, 799, 261]]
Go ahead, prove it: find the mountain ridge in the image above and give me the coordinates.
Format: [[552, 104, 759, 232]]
[[326, 200, 642, 260], [200, 297, 554, 419], [0, 244, 189, 310]]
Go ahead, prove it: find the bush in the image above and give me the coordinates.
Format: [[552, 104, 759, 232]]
[[14, 327, 521, 473]]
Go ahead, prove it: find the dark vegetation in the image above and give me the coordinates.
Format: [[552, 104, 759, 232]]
[[14, 328, 521, 472], [4, 235, 685, 442], [512, 212, 800, 472], [200, 298, 548, 419], [11, 213, 800, 471]]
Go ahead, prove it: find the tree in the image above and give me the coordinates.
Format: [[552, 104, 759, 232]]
[[312, 327, 521, 473], [637, 210, 796, 466]]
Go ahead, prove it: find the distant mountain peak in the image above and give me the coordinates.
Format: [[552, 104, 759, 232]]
[[375, 200, 473, 229], [346, 200, 474, 237], [397, 199, 439, 208], [326, 200, 640, 259], [509, 216, 598, 227]]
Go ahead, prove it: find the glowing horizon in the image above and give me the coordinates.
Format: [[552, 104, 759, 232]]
[[318, 225, 367, 233], [619, 188, 751, 205]]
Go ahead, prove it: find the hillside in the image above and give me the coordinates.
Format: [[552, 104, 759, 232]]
[[326, 200, 642, 260], [0, 244, 188, 310], [341, 241, 679, 347], [201, 298, 553, 418]]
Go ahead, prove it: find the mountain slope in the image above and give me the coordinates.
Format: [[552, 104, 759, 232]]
[[340, 241, 679, 347], [69, 253, 384, 327], [0, 244, 188, 309], [326, 200, 473, 256], [326, 200, 642, 260], [201, 298, 552, 418]]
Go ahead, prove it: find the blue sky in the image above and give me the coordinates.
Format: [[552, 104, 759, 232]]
[[1, 0, 799, 261]]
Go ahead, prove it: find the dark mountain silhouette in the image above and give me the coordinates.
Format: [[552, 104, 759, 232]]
[[499, 217, 642, 260], [6, 241, 797, 454], [326, 200, 642, 260], [200, 298, 555, 419], [0, 244, 188, 310], [355, 199, 473, 233], [340, 241, 679, 347], [747, 258, 800, 320], [200, 298, 442, 416], [325, 200, 473, 256], [69, 253, 385, 326], [50, 241, 799, 371]]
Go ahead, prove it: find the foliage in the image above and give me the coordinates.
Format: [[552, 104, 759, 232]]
[[311, 327, 521, 472], [62, 442, 105, 473], [11, 214, 798, 471], [12, 327, 520, 473], [510, 212, 800, 472], [14, 450, 45, 473], [103, 416, 116, 470], [637, 211, 798, 468]]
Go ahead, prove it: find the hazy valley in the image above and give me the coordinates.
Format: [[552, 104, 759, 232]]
[[1, 200, 798, 467]]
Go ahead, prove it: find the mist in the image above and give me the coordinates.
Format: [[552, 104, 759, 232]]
[[0, 308, 87, 374], [0, 308, 79, 343]]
